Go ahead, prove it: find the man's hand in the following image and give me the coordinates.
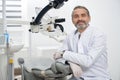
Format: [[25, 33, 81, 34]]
[[53, 52, 63, 60], [69, 62, 83, 78]]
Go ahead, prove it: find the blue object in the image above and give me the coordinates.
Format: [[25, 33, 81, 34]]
[[4, 33, 9, 43]]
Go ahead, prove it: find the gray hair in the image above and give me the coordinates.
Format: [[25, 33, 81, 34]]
[[72, 6, 90, 17]]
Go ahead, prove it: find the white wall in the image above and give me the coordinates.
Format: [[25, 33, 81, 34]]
[[14, 0, 120, 80]]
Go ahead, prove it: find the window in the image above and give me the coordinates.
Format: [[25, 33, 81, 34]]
[[0, 0, 22, 27], [0, 0, 28, 47]]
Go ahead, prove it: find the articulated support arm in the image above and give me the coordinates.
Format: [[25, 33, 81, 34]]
[[28, 0, 68, 44], [30, 0, 68, 25]]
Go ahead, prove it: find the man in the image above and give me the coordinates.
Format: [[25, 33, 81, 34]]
[[54, 6, 110, 80]]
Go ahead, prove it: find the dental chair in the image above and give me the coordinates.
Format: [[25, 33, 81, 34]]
[[18, 57, 72, 80]]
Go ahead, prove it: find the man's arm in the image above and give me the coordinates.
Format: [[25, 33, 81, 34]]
[[63, 33, 106, 68]]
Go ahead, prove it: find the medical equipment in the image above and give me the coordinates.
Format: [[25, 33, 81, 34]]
[[30, 0, 68, 26], [30, 0, 68, 33], [0, 0, 68, 42], [0, 0, 24, 80], [0, 0, 68, 80], [33, 6, 67, 42], [18, 58, 72, 80], [0, 33, 23, 80], [29, 0, 68, 42], [0, 0, 12, 80], [17, 0, 71, 80]]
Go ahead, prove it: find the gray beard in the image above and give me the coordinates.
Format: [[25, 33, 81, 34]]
[[76, 24, 88, 30]]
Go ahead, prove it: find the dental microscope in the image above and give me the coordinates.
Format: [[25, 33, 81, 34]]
[[18, 0, 74, 80]]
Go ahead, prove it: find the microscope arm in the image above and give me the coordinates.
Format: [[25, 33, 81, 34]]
[[30, 0, 68, 25]]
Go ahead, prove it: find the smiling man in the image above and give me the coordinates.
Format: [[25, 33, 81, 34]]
[[54, 6, 111, 80]]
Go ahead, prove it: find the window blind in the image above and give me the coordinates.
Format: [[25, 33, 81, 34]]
[[0, 0, 22, 27]]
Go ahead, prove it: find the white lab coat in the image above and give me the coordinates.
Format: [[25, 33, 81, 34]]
[[59, 26, 110, 80]]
